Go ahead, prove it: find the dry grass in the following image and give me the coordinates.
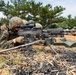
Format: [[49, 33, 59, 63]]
[[0, 35, 76, 75]]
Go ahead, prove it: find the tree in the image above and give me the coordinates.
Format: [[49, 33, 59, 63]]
[[0, 18, 8, 25], [39, 5, 65, 28], [0, 0, 5, 11], [0, 0, 65, 28]]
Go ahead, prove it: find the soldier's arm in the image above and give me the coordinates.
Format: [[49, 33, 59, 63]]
[[0, 30, 9, 41], [1, 36, 25, 49]]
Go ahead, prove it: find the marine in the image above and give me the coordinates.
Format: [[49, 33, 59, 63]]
[[0, 17, 27, 49], [0, 16, 43, 49]]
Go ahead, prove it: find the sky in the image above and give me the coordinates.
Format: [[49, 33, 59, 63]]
[[0, 0, 76, 18]]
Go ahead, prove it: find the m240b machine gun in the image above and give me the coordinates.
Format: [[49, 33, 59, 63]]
[[10, 23, 64, 44], [17, 28, 56, 46]]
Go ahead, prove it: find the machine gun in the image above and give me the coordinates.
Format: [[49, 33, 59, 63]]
[[46, 28, 64, 37], [17, 23, 64, 44], [18, 29, 41, 42], [9, 23, 64, 44], [17, 27, 56, 45]]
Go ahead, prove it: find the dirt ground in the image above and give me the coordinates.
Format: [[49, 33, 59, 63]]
[[0, 35, 76, 75], [64, 34, 76, 40], [55, 34, 76, 42]]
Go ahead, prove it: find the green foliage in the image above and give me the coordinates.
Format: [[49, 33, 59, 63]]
[[2, 0, 76, 29], [0, 0, 5, 11], [56, 15, 76, 29], [66, 15, 76, 28], [0, 18, 9, 25]]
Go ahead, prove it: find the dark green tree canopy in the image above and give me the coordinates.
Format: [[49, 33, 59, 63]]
[[1, 0, 74, 28]]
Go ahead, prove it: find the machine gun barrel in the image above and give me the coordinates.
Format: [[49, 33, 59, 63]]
[[0, 40, 44, 53]]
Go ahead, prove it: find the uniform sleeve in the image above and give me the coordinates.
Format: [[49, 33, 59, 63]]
[[1, 40, 14, 49], [0, 30, 9, 41], [0, 30, 14, 49]]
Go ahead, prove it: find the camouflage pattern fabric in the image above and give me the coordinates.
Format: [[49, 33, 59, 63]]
[[0, 17, 26, 49], [0, 30, 14, 48], [0, 30, 25, 48]]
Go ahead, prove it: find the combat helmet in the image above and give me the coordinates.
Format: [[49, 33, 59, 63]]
[[9, 16, 24, 29]]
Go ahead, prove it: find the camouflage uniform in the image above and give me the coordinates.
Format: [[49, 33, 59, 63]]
[[0, 17, 25, 49], [22, 19, 28, 25], [0, 30, 14, 48]]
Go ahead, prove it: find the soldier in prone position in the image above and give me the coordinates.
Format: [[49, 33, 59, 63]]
[[0, 17, 28, 49]]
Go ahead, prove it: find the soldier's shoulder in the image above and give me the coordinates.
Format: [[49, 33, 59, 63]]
[[22, 19, 28, 25], [35, 23, 43, 29]]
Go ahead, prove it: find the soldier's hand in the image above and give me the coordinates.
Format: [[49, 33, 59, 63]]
[[0, 24, 8, 30], [13, 36, 25, 44]]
